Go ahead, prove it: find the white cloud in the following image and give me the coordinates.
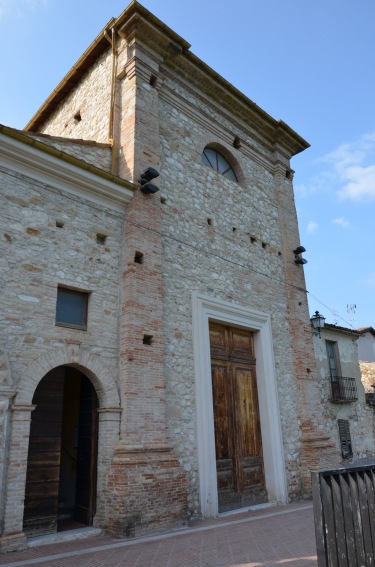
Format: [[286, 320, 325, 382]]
[[0, 0, 49, 19], [364, 273, 375, 288], [337, 164, 375, 201], [298, 133, 375, 203], [294, 170, 333, 198], [323, 133, 375, 202], [295, 183, 315, 197], [307, 221, 318, 233], [332, 216, 350, 228]]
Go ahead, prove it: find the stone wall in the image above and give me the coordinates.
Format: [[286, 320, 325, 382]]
[[2, 4, 362, 546], [0, 159, 125, 543], [39, 49, 112, 143], [360, 361, 375, 393], [313, 329, 375, 461], [22, 133, 112, 172], [20, 23, 337, 510], [1, 164, 123, 391], [156, 72, 322, 506]]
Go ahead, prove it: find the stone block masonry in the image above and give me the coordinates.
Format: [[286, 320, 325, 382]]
[[0, 165, 123, 384], [38, 49, 113, 144], [0, 155, 125, 548], [2, 1, 369, 553]]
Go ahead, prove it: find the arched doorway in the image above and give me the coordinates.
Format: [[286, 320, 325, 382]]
[[23, 366, 99, 536]]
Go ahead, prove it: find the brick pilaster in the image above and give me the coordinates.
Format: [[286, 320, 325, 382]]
[[273, 158, 334, 496], [107, 36, 188, 535]]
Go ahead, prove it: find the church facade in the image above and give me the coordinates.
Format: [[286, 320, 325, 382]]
[[0, 1, 352, 552]]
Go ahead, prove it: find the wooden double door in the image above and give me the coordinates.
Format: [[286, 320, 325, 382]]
[[23, 367, 98, 536], [209, 322, 267, 512]]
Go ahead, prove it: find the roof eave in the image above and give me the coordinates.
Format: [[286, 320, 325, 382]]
[[25, 16, 117, 132], [322, 323, 361, 338], [0, 123, 136, 195]]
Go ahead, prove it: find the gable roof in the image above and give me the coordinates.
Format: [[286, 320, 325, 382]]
[[25, 1, 309, 158], [323, 323, 361, 337], [357, 327, 375, 338], [25, 16, 116, 134]]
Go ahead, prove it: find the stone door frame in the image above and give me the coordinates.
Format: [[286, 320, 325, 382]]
[[192, 292, 287, 517]]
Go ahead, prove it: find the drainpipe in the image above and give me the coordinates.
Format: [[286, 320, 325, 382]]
[[105, 27, 118, 176]]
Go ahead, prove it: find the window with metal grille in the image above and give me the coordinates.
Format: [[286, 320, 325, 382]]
[[326, 340, 358, 402], [337, 419, 353, 459]]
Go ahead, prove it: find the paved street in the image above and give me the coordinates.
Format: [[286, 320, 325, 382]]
[[1, 502, 317, 567]]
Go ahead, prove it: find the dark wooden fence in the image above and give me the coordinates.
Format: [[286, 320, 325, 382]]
[[312, 465, 375, 566]]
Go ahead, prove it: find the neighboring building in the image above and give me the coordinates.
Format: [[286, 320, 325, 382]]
[[311, 321, 374, 461], [357, 327, 375, 394], [1, 0, 373, 552]]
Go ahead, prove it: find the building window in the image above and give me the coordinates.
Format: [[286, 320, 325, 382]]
[[56, 287, 88, 330], [326, 340, 358, 402], [337, 419, 353, 459], [202, 147, 238, 181], [327, 340, 341, 400], [326, 340, 341, 379]]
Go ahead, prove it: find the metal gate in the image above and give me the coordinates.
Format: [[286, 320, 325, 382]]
[[312, 465, 375, 566]]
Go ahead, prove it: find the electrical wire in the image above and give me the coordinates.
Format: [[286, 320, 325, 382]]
[[129, 219, 375, 346], [127, 218, 307, 295], [4, 167, 370, 339], [307, 291, 375, 349]]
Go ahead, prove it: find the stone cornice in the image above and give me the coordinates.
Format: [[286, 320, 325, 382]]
[[159, 74, 276, 174], [24, 1, 309, 158], [0, 125, 135, 212], [119, 5, 310, 158], [163, 53, 309, 158]]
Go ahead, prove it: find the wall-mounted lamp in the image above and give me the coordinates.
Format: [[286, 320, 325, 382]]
[[293, 245, 308, 265], [311, 310, 326, 338], [139, 167, 160, 194]]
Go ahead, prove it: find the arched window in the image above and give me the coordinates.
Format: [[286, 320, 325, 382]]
[[202, 147, 237, 182]]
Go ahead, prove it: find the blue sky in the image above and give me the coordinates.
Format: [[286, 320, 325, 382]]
[[1, 0, 375, 328]]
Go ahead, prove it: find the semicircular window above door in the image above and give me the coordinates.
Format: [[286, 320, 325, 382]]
[[202, 147, 238, 182]]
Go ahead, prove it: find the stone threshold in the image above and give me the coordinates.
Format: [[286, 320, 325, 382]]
[[25, 502, 313, 550], [218, 501, 275, 518], [27, 527, 102, 548]]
